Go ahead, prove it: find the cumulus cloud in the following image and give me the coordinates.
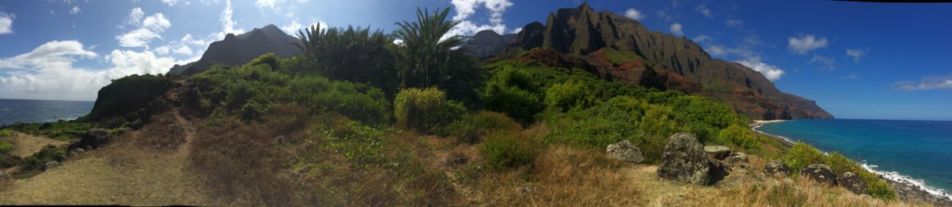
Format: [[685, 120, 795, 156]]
[[280, 19, 328, 35], [0, 40, 179, 100], [846, 48, 866, 63], [706, 44, 726, 56], [69, 6, 81, 15], [669, 23, 683, 36], [0, 12, 13, 35], [625, 8, 645, 20], [788, 34, 828, 54], [126, 7, 144, 25], [117, 11, 172, 48], [895, 74, 952, 91], [737, 59, 785, 81], [446, 0, 514, 38], [810, 55, 835, 70], [219, 0, 244, 38]]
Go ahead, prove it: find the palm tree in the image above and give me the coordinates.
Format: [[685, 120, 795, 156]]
[[392, 8, 461, 87]]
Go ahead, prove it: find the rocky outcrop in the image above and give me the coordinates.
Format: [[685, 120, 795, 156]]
[[514, 22, 545, 49], [168, 24, 301, 76], [704, 145, 731, 160], [765, 160, 791, 176], [68, 128, 113, 151], [801, 164, 836, 185], [508, 3, 832, 120], [606, 140, 644, 163], [658, 133, 723, 185], [836, 172, 867, 194], [723, 152, 749, 169]]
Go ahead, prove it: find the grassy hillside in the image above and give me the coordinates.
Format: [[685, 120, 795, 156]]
[[0, 7, 909, 206]]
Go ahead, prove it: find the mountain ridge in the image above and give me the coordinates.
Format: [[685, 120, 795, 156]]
[[167, 24, 301, 76], [500, 3, 832, 120]]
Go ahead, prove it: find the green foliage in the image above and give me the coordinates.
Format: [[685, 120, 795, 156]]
[[3, 121, 92, 140], [544, 80, 595, 112], [314, 118, 389, 166], [482, 131, 540, 169], [0, 129, 13, 137], [19, 145, 66, 173], [394, 87, 466, 134], [543, 96, 682, 162], [780, 144, 897, 200], [0, 140, 13, 154], [88, 74, 173, 121], [295, 23, 398, 94], [187, 59, 390, 125], [481, 67, 546, 123], [715, 124, 763, 150], [393, 8, 461, 87], [445, 111, 522, 144], [662, 95, 744, 142]]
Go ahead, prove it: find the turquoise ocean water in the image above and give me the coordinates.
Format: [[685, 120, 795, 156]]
[[0, 99, 94, 127], [757, 119, 952, 199]]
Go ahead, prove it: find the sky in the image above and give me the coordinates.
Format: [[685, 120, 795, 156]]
[[0, 0, 950, 120]]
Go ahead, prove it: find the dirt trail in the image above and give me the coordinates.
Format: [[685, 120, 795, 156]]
[[0, 109, 217, 205]]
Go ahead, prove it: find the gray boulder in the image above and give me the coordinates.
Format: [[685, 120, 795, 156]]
[[606, 140, 644, 163], [658, 133, 714, 185], [723, 152, 750, 169], [765, 160, 791, 176], [837, 172, 867, 194], [802, 164, 836, 185], [704, 145, 732, 160]]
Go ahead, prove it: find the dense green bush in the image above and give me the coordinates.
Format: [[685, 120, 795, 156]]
[[544, 80, 595, 112], [3, 121, 92, 140], [295, 24, 399, 95], [715, 124, 763, 150], [19, 145, 66, 172], [445, 111, 522, 144], [0, 140, 13, 154], [781, 144, 896, 200], [394, 87, 467, 134], [481, 67, 546, 123], [88, 74, 173, 121], [482, 131, 539, 169], [543, 96, 682, 162], [186, 60, 390, 125]]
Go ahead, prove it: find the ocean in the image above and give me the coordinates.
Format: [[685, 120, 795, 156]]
[[0, 99, 95, 127], [757, 119, 952, 199]]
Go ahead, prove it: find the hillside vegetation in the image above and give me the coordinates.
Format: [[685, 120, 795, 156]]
[[0, 7, 916, 207]]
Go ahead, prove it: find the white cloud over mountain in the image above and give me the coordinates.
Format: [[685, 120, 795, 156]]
[[117, 10, 172, 48], [737, 59, 785, 81], [788, 34, 828, 55], [625, 8, 645, 20], [446, 0, 513, 37]]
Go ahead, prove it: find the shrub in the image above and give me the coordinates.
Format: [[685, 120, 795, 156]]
[[482, 131, 540, 169], [445, 111, 522, 144], [19, 145, 66, 172], [0, 129, 13, 137], [780, 143, 826, 172], [0, 140, 13, 154], [544, 80, 594, 112], [715, 124, 763, 150], [394, 87, 466, 134], [481, 67, 545, 123]]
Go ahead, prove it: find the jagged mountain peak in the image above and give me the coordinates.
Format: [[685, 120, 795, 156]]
[[167, 25, 301, 76]]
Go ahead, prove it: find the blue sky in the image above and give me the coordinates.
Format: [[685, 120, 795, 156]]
[[0, 0, 950, 120]]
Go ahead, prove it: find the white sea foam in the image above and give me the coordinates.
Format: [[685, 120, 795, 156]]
[[861, 162, 952, 201]]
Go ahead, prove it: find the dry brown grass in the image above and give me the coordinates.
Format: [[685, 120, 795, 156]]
[[5, 132, 68, 158]]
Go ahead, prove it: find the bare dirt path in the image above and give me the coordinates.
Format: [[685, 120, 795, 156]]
[[0, 109, 216, 205]]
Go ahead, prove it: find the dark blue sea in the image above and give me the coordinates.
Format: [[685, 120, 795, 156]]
[[0, 99, 94, 127], [757, 119, 952, 199]]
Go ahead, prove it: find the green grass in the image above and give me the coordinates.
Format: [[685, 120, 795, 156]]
[[2, 121, 92, 140]]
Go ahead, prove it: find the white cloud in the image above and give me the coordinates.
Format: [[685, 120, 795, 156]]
[[625, 8, 645, 20], [219, 0, 244, 38], [280, 19, 327, 35], [69, 6, 81, 15], [706, 45, 726, 56], [126, 7, 144, 25], [695, 4, 712, 18], [0, 40, 182, 100], [846, 48, 866, 63], [895, 74, 952, 91], [510, 27, 522, 34], [788, 34, 828, 54], [173, 45, 193, 56], [737, 59, 785, 81], [669, 22, 683, 36], [256, 0, 279, 10], [810, 55, 835, 70], [117, 12, 171, 48], [725, 19, 743, 28], [0, 12, 13, 35], [161, 0, 190, 6], [446, 0, 514, 38]]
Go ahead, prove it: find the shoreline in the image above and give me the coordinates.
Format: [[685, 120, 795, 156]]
[[750, 120, 952, 206]]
